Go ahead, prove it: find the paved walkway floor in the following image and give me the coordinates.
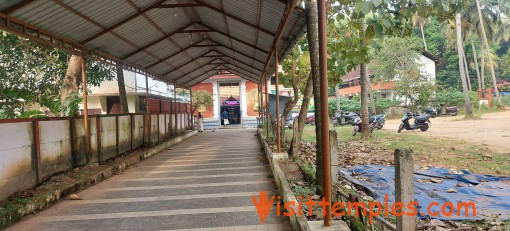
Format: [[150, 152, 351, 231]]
[[7, 129, 290, 231]]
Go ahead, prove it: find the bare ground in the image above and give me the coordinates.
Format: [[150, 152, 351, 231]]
[[383, 109, 510, 153]]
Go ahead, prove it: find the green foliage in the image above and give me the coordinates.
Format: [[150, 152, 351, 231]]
[[62, 93, 82, 116], [329, 94, 399, 114], [434, 88, 480, 109], [191, 90, 213, 114], [176, 88, 189, 98], [327, 0, 463, 85], [0, 31, 114, 118], [280, 41, 311, 97], [502, 95, 510, 106], [18, 110, 46, 118], [434, 87, 465, 105], [469, 91, 480, 109], [371, 37, 436, 111], [329, 97, 361, 113]]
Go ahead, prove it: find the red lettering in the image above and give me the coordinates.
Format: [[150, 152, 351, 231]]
[[368, 201, 382, 224]]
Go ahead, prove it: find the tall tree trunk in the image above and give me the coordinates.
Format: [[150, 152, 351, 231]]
[[456, 13, 473, 118], [305, 0, 322, 190], [360, 19, 370, 138], [420, 22, 428, 51], [116, 63, 129, 113], [475, 0, 501, 105], [480, 48, 486, 97], [280, 60, 299, 144], [61, 55, 82, 116], [486, 48, 500, 104], [360, 62, 371, 138], [367, 75, 376, 115], [462, 50, 472, 91], [290, 74, 313, 157], [470, 39, 482, 91]]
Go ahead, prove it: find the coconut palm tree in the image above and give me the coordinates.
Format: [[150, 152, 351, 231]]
[[440, 0, 506, 98], [475, 0, 502, 105], [412, 13, 431, 51], [455, 13, 474, 118]]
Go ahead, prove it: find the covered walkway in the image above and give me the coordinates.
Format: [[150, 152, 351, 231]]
[[7, 129, 289, 231]]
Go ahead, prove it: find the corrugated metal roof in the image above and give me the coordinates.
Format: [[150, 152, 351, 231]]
[[0, 0, 306, 88], [63, 0, 134, 29], [223, 0, 259, 26], [113, 16, 162, 48]]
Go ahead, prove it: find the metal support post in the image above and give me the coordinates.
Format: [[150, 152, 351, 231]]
[[145, 75, 151, 145], [275, 50, 281, 153], [318, 0, 331, 226]]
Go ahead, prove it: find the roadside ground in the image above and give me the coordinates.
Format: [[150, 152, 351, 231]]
[[275, 110, 510, 230], [289, 109, 510, 176], [383, 109, 510, 153]]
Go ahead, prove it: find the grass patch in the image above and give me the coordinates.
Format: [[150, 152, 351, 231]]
[[502, 95, 510, 107], [291, 184, 316, 197]]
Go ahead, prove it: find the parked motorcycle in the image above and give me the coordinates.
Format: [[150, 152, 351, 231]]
[[424, 104, 458, 117], [285, 118, 294, 129], [352, 114, 379, 136], [438, 104, 458, 116], [397, 113, 431, 133], [333, 111, 357, 126], [423, 107, 438, 118], [305, 115, 315, 125], [370, 114, 386, 129]]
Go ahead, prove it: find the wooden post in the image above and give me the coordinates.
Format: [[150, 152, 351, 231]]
[[264, 77, 269, 137], [145, 75, 151, 145], [33, 120, 42, 183], [164, 112, 167, 138], [81, 56, 90, 163], [275, 50, 281, 153], [394, 149, 416, 230]]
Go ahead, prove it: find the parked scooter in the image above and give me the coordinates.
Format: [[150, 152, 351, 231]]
[[437, 104, 458, 116], [333, 111, 357, 126], [424, 104, 458, 117], [397, 112, 431, 133], [352, 114, 379, 136]]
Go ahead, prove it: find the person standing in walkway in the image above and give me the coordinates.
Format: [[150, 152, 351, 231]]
[[198, 112, 204, 132], [222, 109, 229, 128]]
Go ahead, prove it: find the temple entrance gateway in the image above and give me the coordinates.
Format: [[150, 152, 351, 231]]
[[219, 82, 241, 125]]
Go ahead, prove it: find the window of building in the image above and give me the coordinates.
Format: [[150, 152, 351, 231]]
[[139, 96, 146, 111]]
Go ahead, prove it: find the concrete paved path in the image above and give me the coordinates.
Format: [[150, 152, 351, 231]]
[[7, 129, 290, 231]]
